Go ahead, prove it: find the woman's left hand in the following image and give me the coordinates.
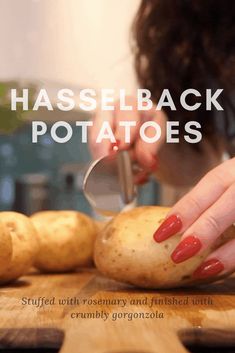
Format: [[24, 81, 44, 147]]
[[154, 157, 235, 279]]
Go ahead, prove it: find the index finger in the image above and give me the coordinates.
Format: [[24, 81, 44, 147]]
[[154, 158, 235, 242], [113, 97, 140, 150], [89, 110, 114, 159], [134, 110, 166, 169]]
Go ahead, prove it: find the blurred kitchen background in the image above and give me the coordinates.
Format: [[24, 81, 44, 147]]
[[0, 0, 161, 216]]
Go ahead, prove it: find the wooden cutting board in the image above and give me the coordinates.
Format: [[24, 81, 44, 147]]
[[0, 268, 235, 353]]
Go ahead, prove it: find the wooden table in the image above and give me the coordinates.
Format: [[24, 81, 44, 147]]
[[0, 268, 235, 353]]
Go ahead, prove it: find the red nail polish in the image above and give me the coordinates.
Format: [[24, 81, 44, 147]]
[[110, 139, 120, 152], [153, 215, 182, 242], [135, 173, 149, 185], [193, 258, 224, 279], [134, 170, 149, 184], [171, 235, 202, 263], [150, 156, 158, 171]]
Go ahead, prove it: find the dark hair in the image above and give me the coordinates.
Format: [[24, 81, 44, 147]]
[[132, 0, 235, 147]]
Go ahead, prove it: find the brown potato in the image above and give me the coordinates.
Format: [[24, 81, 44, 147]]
[[0, 219, 12, 277], [95, 220, 108, 233], [0, 212, 38, 283], [94, 206, 235, 288], [31, 211, 98, 273]]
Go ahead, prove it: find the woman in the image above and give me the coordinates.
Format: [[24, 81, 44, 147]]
[[90, 0, 235, 280]]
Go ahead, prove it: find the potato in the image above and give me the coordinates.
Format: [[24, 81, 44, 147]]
[[0, 212, 39, 283], [95, 220, 108, 233], [31, 211, 98, 272], [0, 219, 12, 277], [94, 206, 235, 288]]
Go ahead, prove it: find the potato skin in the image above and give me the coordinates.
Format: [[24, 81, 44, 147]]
[[31, 211, 98, 273], [0, 212, 38, 283], [94, 206, 235, 289], [0, 219, 12, 277]]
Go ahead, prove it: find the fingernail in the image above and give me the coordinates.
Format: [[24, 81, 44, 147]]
[[110, 139, 120, 152], [150, 156, 158, 171], [171, 235, 202, 263], [135, 173, 149, 185], [193, 258, 224, 279], [137, 177, 149, 185], [134, 170, 149, 185], [153, 215, 182, 242]]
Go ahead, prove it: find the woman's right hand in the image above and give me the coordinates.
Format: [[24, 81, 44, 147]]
[[89, 96, 167, 182]]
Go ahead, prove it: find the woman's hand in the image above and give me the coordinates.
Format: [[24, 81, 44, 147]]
[[154, 157, 235, 279], [89, 96, 167, 182]]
